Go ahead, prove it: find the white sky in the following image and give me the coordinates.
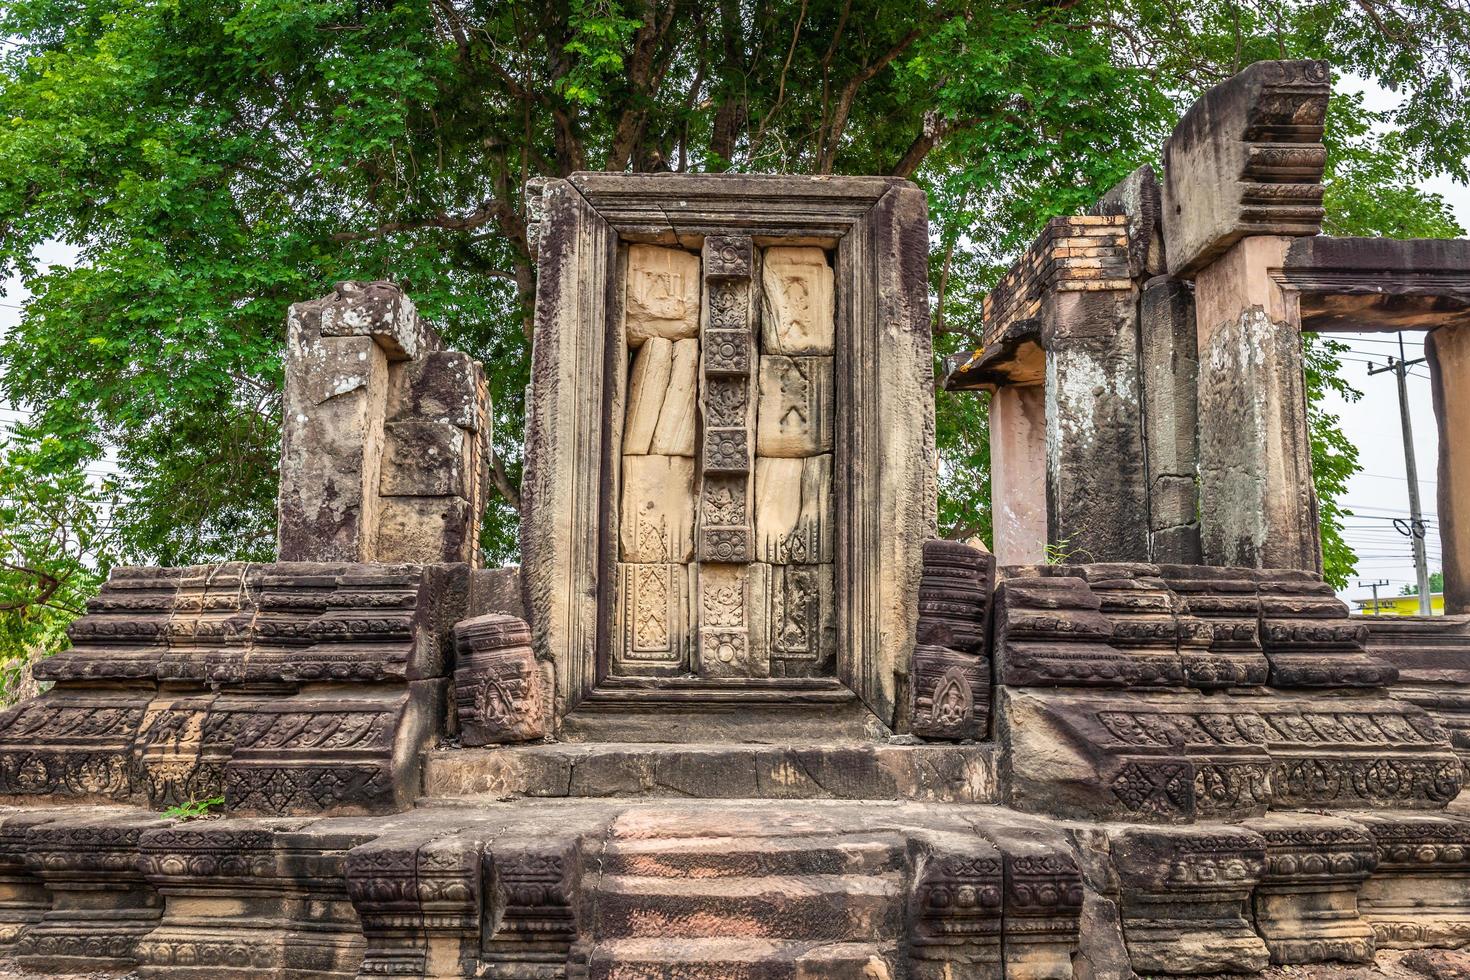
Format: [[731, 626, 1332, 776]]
[[1, 78, 1466, 606]]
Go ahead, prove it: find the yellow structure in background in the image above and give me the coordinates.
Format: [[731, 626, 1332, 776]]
[[1354, 593, 1446, 616]]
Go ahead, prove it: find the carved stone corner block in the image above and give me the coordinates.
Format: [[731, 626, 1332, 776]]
[[625, 244, 700, 347], [1161, 59, 1330, 276], [753, 562, 836, 679], [696, 563, 763, 679], [906, 831, 1003, 979], [347, 830, 485, 980], [1260, 697, 1462, 811], [991, 575, 1127, 688], [997, 689, 1271, 823], [990, 834, 1083, 980], [1347, 811, 1470, 950], [756, 355, 834, 457], [17, 812, 172, 972], [454, 614, 545, 746], [761, 246, 834, 355], [482, 837, 580, 973], [1256, 572, 1397, 688], [909, 645, 989, 741], [42, 566, 179, 683], [0, 690, 149, 805], [703, 235, 753, 280], [754, 454, 832, 565], [615, 562, 693, 676], [619, 454, 696, 563], [1109, 825, 1269, 975], [1242, 813, 1377, 965], [1156, 564, 1271, 689], [222, 683, 440, 815]]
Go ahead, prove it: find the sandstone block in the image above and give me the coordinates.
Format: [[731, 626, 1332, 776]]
[[616, 562, 693, 674], [756, 355, 834, 457], [754, 454, 833, 564], [761, 246, 834, 355], [318, 280, 433, 360], [454, 614, 545, 745], [650, 337, 698, 456], [379, 420, 469, 497], [753, 562, 836, 678], [697, 563, 761, 678], [625, 244, 700, 347], [386, 349, 484, 430], [624, 336, 673, 454], [375, 495, 474, 564], [909, 645, 988, 741], [619, 454, 696, 563]]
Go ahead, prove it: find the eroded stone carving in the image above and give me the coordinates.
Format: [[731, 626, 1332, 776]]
[[625, 244, 700, 347], [760, 246, 834, 355], [454, 614, 546, 746]]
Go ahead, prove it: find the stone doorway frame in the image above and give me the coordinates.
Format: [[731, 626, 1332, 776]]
[[520, 173, 936, 730]]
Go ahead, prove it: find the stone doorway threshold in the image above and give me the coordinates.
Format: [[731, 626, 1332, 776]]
[[422, 740, 997, 804]]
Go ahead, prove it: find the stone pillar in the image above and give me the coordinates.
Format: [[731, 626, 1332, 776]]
[[989, 384, 1047, 565], [1044, 284, 1148, 562], [278, 281, 489, 565], [1139, 276, 1202, 563], [1428, 325, 1470, 614], [1193, 236, 1320, 572]]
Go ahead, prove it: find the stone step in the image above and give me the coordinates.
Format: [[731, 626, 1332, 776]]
[[585, 938, 893, 980], [597, 833, 905, 879], [592, 873, 903, 941], [422, 741, 995, 803]]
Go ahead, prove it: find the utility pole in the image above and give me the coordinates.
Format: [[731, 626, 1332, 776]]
[[1368, 333, 1432, 615], [1359, 578, 1390, 616]]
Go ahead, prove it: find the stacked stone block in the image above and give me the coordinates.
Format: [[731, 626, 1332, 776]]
[[0, 561, 467, 815], [452, 613, 545, 746], [910, 540, 995, 740], [279, 281, 490, 567]]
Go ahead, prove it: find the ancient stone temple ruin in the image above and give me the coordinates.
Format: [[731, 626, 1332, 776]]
[[3, 59, 1470, 979]]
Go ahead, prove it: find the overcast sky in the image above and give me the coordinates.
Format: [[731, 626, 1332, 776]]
[[2, 77, 1466, 605]]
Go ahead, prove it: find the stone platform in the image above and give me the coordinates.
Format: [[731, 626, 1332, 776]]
[[4, 792, 1470, 979]]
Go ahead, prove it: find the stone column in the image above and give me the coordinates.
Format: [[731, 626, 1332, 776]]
[[989, 384, 1048, 565], [1192, 236, 1319, 572], [1044, 283, 1148, 562], [1428, 325, 1470, 613], [1139, 276, 1202, 563]]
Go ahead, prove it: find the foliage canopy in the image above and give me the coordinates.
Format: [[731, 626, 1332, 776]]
[[1, 0, 1466, 659]]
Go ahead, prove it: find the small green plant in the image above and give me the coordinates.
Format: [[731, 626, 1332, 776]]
[[163, 795, 225, 821]]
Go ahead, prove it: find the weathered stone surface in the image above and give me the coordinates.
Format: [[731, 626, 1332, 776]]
[[760, 247, 834, 355], [520, 178, 619, 717], [1256, 570, 1397, 687], [1194, 235, 1320, 572], [1090, 164, 1165, 278], [696, 563, 761, 679], [1284, 236, 1470, 333], [1157, 563, 1272, 688], [317, 279, 431, 359], [1350, 810, 1470, 949], [1161, 59, 1330, 276], [622, 335, 673, 454], [468, 565, 526, 620], [615, 562, 693, 675], [379, 420, 470, 497], [990, 575, 1124, 688], [909, 645, 989, 742], [625, 244, 701, 347], [907, 831, 1003, 978], [1243, 812, 1377, 965], [754, 455, 833, 565], [1139, 275, 1202, 563], [618, 454, 696, 563], [650, 337, 699, 456], [1044, 286, 1150, 563], [988, 384, 1048, 566], [386, 350, 484, 431], [1110, 824, 1269, 974], [453, 614, 545, 746], [756, 355, 834, 457]]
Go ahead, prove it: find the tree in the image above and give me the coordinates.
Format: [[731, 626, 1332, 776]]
[[1402, 571, 1446, 596], [0, 425, 117, 694], [1, 0, 1466, 601]]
